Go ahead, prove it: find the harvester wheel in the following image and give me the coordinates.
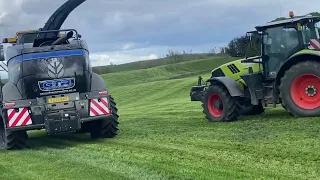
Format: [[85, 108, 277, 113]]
[[0, 116, 28, 150], [90, 95, 119, 139], [0, 129, 28, 150], [201, 84, 238, 122], [0, 120, 4, 149], [280, 61, 320, 117]]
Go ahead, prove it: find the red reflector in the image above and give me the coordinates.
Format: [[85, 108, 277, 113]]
[[4, 102, 15, 108], [99, 91, 108, 96]]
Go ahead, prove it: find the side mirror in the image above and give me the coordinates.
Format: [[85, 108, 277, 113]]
[[0, 44, 4, 61], [77, 34, 82, 39]]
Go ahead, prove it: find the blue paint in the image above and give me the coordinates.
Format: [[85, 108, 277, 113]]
[[7, 49, 89, 70], [21, 49, 86, 62], [8, 49, 87, 63]]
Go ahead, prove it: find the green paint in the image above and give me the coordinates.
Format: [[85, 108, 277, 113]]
[[212, 57, 263, 90]]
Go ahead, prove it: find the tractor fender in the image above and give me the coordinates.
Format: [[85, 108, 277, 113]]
[[90, 72, 107, 91], [276, 52, 320, 87], [2, 82, 23, 101], [206, 77, 243, 97]]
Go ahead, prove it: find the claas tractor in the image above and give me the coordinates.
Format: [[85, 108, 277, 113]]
[[0, 0, 119, 150], [190, 12, 320, 122]]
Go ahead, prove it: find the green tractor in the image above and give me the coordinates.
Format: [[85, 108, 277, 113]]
[[190, 12, 320, 122]]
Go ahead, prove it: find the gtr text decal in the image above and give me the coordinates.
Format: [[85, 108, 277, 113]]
[[38, 77, 75, 92]]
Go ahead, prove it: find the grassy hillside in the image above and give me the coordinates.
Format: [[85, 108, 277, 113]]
[[1, 56, 320, 180], [92, 53, 228, 74], [102, 56, 236, 87]]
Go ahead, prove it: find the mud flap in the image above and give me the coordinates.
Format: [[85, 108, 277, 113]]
[[44, 111, 81, 135]]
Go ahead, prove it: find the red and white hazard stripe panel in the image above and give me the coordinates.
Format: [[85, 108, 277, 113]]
[[309, 38, 320, 50], [89, 97, 111, 116], [7, 108, 32, 128]]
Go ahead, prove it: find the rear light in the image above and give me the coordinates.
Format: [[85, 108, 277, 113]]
[[99, 91, 108, 96], [4, 102, 15, 108]]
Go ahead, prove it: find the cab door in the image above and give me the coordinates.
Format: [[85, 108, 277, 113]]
[[262, 26, 301, 78]]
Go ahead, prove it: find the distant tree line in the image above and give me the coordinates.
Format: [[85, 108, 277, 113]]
[[224, 33, 261, 57]]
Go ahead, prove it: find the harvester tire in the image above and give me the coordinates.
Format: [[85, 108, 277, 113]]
[[0, 129, 28, 150], [202, 84, 238, 122], [280, 61, 320, 117], [90, 95, 119, 139], [0, 115, 28, 150]]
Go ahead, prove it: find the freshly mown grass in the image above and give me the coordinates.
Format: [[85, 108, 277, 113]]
[[1, 57, 320, 180]]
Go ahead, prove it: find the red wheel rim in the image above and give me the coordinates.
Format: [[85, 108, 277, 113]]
[[290, 74, 320, 110], [207, 94, 223, 117]]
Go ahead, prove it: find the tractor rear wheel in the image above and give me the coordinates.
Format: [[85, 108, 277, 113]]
[[280, 61, 320, 117], [280, 103, 293, 116], [201, 84, 238, 122], [90, 95, 119, 139]]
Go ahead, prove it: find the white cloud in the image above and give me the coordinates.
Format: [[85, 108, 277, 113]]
[[122, 43, 136, 50]]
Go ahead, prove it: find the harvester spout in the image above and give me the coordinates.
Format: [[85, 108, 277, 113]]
[[41, 0, 86, 31]]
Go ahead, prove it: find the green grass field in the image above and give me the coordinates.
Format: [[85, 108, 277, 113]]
[[1, 56, 320, 180]]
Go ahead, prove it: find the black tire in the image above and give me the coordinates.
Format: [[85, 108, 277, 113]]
[[0, 120, 5, 149], [236, 99, 265, 115], [90, 95, 119, 139], [0, 115, 28, 150], [240, 104, 265, 115], [201, 84, 238, 122], [4, 131, 28, 150], [280, 102, 293, 116], [279, 61, 320, 117]]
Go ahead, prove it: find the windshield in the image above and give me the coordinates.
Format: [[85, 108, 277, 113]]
[[17, 33, 38, 43], [301, 21, 320, 48]]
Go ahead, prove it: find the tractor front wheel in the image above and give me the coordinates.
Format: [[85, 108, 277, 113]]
[[201, 84, 238, 122], [280, 61, 320, 117]]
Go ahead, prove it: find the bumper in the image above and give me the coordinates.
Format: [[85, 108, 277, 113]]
[[2, 91, 113, 134]]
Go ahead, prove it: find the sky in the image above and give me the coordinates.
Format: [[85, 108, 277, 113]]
[[0, 0, 320, 78]]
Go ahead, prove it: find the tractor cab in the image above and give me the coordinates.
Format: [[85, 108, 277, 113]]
[[254, 12, 320, 78]]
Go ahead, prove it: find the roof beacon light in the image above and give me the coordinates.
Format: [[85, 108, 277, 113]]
[[289, 11, 294, 18]]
